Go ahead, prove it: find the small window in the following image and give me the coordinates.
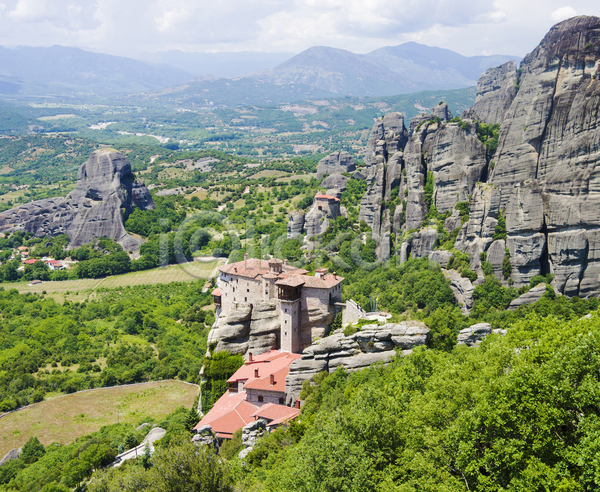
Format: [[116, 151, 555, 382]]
[[285, 320, 287, 324], [247, 289, 249, 292], [258, 396, 263, 403], [245, 297, 247, 302], [279, 398, 284, 405]]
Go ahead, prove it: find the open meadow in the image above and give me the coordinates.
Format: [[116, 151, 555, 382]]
[[0, 380, 198, 458], [0, 259, 221, 302]]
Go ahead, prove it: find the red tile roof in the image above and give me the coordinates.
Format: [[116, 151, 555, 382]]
[[193, 390, 258, 439], [211, 288, 221, 296], [315, 194, 340, 202], [300, 273, 344, 289], [251, 403, 301, 426], [227, 351, 301, 390], [275, 276, 305, 288], [23, 259, 38, 264], [220, 258, 308, 280]]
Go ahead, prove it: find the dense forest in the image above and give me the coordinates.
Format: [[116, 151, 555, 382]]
[[79, 307, 600, 491], [0, 281, 214, 413]]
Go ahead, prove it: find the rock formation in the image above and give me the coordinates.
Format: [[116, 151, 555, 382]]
[[285, 321, 429, 403], [456, 323, 492, 346], [210, 298, 337, 358], [192, 425, 219, 448], [287, 211, 305, 239], [316, 151, 356, 179], [462, 60, 518, 125], [364, 112, 409, 170], [455, 16, 600, 295], [355, 16, 600, 300], [287, 193, 342, 239], [238, 419, 267, 460], [508, 284, 549, 310], [0, 448, 21, 467], [321, 173, 348, 191], [0, 149, 155, 250]]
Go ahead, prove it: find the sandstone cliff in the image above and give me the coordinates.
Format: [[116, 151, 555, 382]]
[[456, 16, 600, 295], [316, 151, 356, 179], [285, 321, 429, 403], [0, 149, 155, 250], [357, 16, 600, 300]]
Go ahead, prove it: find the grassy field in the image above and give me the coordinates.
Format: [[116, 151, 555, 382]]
[[0, 380, 198, 457], [0, 260, 221, 302]]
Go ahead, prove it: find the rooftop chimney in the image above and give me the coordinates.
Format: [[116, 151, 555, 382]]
[[270, 374, 275, 385], [244, 252, 248, 268], [295, 399, 301, 409], [248, 352, 253, 362], [254, 368, 259, 378], [284, 259, 288, 265]]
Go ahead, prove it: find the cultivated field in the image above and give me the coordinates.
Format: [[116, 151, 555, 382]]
[[0, 380, 198, 457], [0, 260, 221, 302]]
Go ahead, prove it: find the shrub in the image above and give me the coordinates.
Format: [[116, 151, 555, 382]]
[[481, 261, 494, 276], [502, 249, 512, 279], [493, 212, 507, 240], [461, 267, 478, 282]]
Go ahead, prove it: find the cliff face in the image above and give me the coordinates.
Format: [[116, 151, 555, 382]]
[[457, 16, 600, 295], [0, 149, 155, 250], [462, 60, 518, 125], [357, 16, 600, 298], [316, 151, 356, 179]]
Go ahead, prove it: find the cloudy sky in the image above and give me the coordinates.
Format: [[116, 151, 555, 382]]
[[0, 0, 598, 58]]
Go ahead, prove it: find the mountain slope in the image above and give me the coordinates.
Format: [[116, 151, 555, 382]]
[[142, 51, 294, 78], [248, 42, 520, 97], [0, 45, 193, 96]]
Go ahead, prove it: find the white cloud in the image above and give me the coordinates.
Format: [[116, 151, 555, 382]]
[[551, 6, 577, 22], [0, 0, 596, 60]]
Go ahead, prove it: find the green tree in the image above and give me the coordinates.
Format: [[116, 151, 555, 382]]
[[185, 407, 201, 434], [20, 436, 45, 464]]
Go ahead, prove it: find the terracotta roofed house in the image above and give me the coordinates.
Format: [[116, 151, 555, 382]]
[[194, 350, 302, 440]]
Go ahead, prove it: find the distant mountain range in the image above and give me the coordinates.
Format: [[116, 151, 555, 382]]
[[0, 45, 193, 96], [0, 43, 521, 105], [248, 43, 520, 95], [142, 51, 294, 79]]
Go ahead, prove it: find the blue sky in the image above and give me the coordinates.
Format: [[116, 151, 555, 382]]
[[0, 0, 598, 58]]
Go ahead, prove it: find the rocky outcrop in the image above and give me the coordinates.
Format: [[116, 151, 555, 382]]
[[287, 211, 305, 239], [0, 448, 21, 467], [238, 419, 267, 460], [213, 305, 252, 355], [248, 301, 281, 354], [212, 301, 285, 356], [192, 425, 219, 448], [463, 60, 519, 125], [444, 270, 475, 315], [364, 113, 408, 169], [358, 162, 385, 235], [321, 173, 348, 191], [458, 17, 600, 294], [429, 122, 487, 213], [209, 297, 339, 358], [365, 17, 600, 299], [410, 228, 438, 259], [288, 192, 342, 240], [457, 323, 492, 346], [285, 321, 429, 403], [316, 151, 356, 179], [508, 284, 548, 310], [0, 149, 155, 250]]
